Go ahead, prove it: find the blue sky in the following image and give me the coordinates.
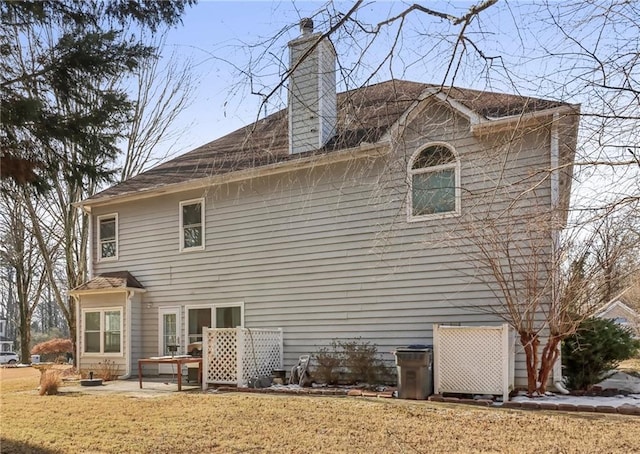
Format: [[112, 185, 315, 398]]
[[159, 1, 499, 152]]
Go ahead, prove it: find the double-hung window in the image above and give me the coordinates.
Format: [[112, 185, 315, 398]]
[[83, 309, 122, 355], [408, 144, 460, 220], [98, 214, 118, 260], [180, 199, 204, 251]]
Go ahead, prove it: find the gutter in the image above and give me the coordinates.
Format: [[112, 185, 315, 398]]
[[74, 295, 81, 369], [471, 105, 579, 136]]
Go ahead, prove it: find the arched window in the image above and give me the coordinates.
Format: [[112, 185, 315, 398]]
[[408, 144, 459, 219]]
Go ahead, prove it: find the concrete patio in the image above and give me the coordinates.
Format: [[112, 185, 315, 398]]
[[60, 376, 202, 397]]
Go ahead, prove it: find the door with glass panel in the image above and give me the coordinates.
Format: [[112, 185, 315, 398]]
[[158, 307, 181, 374]]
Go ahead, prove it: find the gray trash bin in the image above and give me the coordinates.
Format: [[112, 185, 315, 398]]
[[394, 346, 433, 400]]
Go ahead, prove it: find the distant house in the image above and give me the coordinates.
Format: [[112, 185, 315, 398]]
[[596, 293, 640, 337], [70, 20, 579, 389], [0, 318, 13, 352]]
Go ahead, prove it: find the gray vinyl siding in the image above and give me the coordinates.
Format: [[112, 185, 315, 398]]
[[92, 99, 557, 388]]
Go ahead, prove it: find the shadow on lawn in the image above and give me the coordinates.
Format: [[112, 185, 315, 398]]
[[0, 438, 61, 454]]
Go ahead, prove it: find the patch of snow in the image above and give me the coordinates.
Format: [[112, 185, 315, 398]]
[[511, 392, 640, 408]]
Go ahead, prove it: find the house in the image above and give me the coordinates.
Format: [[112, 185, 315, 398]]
[[70, 20, 579, 389], [596, 292, 640, 338], [0, 317, 13, 352]]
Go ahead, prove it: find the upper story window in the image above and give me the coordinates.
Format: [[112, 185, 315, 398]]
[[408, 144, 460, 220], [98, 214, 118, 261], [180, 198, 204, 251]]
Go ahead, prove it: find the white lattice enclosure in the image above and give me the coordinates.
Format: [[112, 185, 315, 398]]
[[433, 324, 515, 401], [202, 327, 283, 388]]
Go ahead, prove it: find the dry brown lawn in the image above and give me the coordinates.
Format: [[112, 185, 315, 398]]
[[619, 358, 640, 374], [1, 367, 639, 453]]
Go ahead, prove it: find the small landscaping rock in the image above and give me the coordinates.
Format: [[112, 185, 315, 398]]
[[520, 402, 541, 410], [557, 404, 577, 412], [501, 401, 522, 409], [575, 405, 597, 413], [617, 405, 640, 416], [539, 402, 559, 411], [595, 406, 617, 414]]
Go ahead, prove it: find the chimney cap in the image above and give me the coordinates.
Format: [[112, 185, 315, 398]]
[[300, 18, 313, 35]]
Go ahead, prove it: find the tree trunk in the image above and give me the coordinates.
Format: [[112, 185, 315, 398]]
[[519, 331, 540, 395], [19, 312, 31, 364], [537, 336, 561, 394], [67, 297, 77, 367]]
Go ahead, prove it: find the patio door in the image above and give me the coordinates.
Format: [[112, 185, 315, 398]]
[[158, 307, 181, 374], [186, 303, 244, 348]]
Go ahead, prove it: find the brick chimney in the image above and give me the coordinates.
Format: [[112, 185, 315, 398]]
[[288, 18, 337, 155]]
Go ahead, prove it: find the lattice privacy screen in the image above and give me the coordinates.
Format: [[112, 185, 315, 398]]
[[202, 328, 283, 388], [433, 324, 514, 401]]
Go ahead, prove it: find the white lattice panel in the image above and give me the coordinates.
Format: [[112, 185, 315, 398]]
[[203, 327, 282, 387], [433, 324, 514, 401], [239, 329, 283, 386], [204, 329, 238, 384]]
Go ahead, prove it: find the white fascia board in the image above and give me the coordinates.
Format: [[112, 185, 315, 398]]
[[597, 300, 639, 318], [471, 105, 579, 136], [77, 142, 389, 210], [69, 287, 147, 297], [381, 87, 484, 144]]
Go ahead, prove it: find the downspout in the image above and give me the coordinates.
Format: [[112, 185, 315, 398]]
[[117, 290, 134, 379], [74, 295, 81, 370], [84, 206, 94, 279], [550, 113, 569, 394]]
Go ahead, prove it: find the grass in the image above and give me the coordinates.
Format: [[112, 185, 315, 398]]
[[619, 358, 640, 376], [1, 367, 639, 453]]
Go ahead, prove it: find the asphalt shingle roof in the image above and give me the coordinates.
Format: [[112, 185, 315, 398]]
[[71, 271, 144, 292], [88, 80, 567, 201]]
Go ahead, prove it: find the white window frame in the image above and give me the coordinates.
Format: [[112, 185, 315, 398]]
[[97, 213, 118, 261], [407, 142, 461, 222], [185, 302, 245, 345], [179, 198, 205, 252], [81, 308, 124, 357]]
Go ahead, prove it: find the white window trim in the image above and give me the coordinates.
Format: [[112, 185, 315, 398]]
[[97, 213, 118, 261], [406, 142, 461, 222], [179, 198, 205, 252], [185, 302, 245, 344], [80, 307, 124, 357], [213, 301, 245, 328]]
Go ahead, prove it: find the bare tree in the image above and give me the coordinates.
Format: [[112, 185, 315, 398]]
[[590, 208, 640, 303], [2, 16, 197, 361], [119, 33, 197, 181], [0, 187, 56, 362]]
